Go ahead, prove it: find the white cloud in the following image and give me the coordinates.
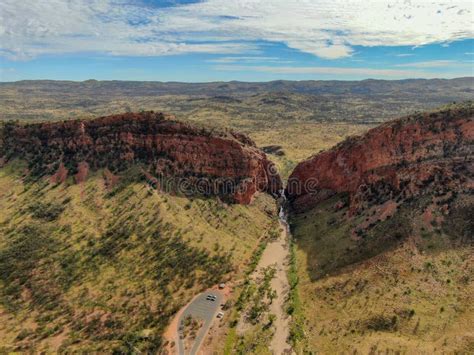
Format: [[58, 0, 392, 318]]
[[395, 53, 414, 57], [0, 67, 16, 73], [0, 66, 16, 81], [1, 0, 473, 60], [395, 60, 461, 68], [206, 56, 292, 64], [214, 64, 448, 78]]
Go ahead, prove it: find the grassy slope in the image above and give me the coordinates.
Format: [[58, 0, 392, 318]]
[[289, 193, 474, 353], [0, 160, 278, 352]]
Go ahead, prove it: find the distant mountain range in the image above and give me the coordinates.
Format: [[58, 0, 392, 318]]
[[1, 77, 473, 124], [2, 77, 473, 97]]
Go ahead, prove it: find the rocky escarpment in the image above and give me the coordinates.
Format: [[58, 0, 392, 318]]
[[286, 102, 474, 213], [0, 112, 282, 203]]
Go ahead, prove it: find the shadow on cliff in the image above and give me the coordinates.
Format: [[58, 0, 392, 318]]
[[289, 193, 473, 282]]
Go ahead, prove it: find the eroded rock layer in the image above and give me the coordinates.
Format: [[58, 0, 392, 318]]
[[0, 112, 282, 203], [287, 103, 474, 213]]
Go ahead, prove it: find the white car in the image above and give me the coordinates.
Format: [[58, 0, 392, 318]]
[[217, 312, 224, 319]]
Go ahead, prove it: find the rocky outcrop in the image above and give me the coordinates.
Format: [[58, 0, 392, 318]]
[[287, 103, 474, 213], [0, 112, 282, 203]]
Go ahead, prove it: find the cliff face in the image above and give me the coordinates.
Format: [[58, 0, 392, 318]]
[[287, 103, 474, 213], [0, 112, 282, 203]]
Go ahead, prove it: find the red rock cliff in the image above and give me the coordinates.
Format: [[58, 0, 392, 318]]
[[286, 103, 474, 213], [0, 112, 282, 204]]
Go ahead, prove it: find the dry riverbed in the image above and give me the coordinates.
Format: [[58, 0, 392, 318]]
[[237, 217, 292, 354]]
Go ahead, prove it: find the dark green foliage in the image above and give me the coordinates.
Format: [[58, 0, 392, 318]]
[[442, 203, 474, 243], [94, 222, 233, 288], [290, 193, 415, 281], [364, 314, 398, 332], [104, 166, 146, 198], [287, 241, 305, 345], [246, 241, 267, 275], [0, 224, 58, 309], [147, 231, 233, 289], [27, 201, 65, 221], [236, 266, 275, 326], [246, 267, 276, 324]]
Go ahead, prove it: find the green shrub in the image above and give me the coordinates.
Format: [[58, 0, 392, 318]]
[[28, 201, 65, 221]]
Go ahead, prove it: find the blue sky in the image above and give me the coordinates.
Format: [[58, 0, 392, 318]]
[[1, 0, 473, 82]]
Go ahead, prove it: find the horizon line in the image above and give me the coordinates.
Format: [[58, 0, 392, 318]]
[[1, 76, 473, 85]]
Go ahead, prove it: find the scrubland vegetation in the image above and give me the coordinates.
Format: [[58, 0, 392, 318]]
[[0, 160, 277, 352], [289, 193, 473, 353]]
